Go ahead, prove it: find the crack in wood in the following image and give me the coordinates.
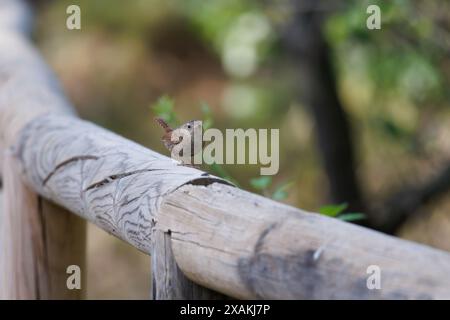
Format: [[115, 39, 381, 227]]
[[165, 201, 218, 224], [171, 236, 239, 256], [42, 155, 99, 186], [84, 168, 164, 191]]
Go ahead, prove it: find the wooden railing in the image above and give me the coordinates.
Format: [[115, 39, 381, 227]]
[[1, 0, 450, 300]]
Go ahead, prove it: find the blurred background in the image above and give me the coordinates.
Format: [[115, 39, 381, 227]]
[[27, 0, 450, 298]]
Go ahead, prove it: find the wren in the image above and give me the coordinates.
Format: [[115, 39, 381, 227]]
[[154, 117, 203, 166]]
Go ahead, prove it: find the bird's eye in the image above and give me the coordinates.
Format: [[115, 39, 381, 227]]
[[187, 125, 191, 129]]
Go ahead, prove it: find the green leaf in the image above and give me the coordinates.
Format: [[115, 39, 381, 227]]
[[203, 118, 214, 130], [151, 95, 178, 127], [200, 101, 211, 114], [152, 95, 173, 114], [209, 163, 240, 187], [318, 203, 348, 217], [250, 176, 272, 191], [271, 180, 294, 201], [337, 212, 366, 222], [272, 189, 288, 201]]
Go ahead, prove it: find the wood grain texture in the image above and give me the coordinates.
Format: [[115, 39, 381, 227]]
[[0, 151, 44, 299], [0, 0, 85, 299], [159, 183, 450, 299], [15, 114, 227, 254]]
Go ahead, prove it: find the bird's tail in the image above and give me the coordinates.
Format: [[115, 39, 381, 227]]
[[154, 117, 172, 132]]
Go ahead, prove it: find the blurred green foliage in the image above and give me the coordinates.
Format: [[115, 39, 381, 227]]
[[250, 176, 294, 201], [271, 180, 294, 201], [319, 203, 366, 222], [151, 95, 179, 127], [200, 102, 214, 130], [250, 176, 272, 191], [319, 203, 350, 217], [36, 0, 450, 216]]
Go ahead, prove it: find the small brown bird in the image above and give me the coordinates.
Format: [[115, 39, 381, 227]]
[[154, 117, 203, 165]]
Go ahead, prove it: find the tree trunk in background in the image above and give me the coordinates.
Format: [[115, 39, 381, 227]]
[[281, 1, 366, 214]]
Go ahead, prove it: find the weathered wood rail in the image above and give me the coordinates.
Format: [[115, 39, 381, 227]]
[[1, 0, 450, 300], [0, 0, 85, 299]]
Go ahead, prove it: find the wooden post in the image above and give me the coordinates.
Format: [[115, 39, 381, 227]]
[[0, 151, 86, 299], [151, 230, 228, 299]]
